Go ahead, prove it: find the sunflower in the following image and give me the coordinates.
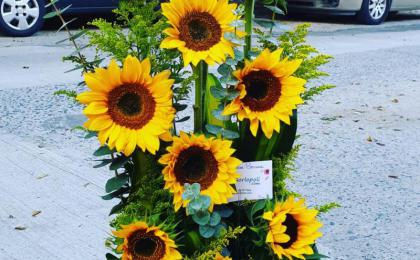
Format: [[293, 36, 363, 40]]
[[112, 221, 182, 260], [77, 56, 175, 156], [160, 0, 240, 66], [263, 196, 323, 260], [159, 132, 241, 211], [215, 253, 231, 260], [223, 49, 306, 138]]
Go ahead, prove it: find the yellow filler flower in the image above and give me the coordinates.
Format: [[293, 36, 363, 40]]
[[112, 221, 182, 260], [223, 49, 306, 138], [159, 132, 241, 211], [263, 196, 323, 260], [160, 0, 239, 66], [77, 56, 175, 156]]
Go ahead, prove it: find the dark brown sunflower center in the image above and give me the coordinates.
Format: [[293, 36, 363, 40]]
[[128, 230, 165, 260], [174, 146, 218, 189], [179, 11, 222, 51], [279, 214, 299, 249], [108, 84, 156, 130], [241, 70, 282, 112], [117, 92, 142, 116]]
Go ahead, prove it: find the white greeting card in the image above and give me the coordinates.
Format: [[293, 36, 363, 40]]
[[229, 160, 273, 202]]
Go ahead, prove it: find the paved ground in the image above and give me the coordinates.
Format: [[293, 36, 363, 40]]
[[0, 12, 420, 260]]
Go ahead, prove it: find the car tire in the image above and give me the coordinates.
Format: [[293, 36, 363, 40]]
[[357, 0, 391, 25], [0, 0, 45, 37]]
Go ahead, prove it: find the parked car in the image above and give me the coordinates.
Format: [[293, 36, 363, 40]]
[[0, 0, 118, 37], [287, 0, 420, 25]]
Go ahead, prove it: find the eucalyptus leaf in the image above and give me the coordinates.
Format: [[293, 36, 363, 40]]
[[191, 183, 201, 197], [93, 159, 112, 168], [206, 124, 223, 135], [217, 64, 233, 77], [199, 225, 215, 238], [254, 19, 276, 29], [93, 145, 114, 157], [109, 156, 130, 171], [209, 212, 221, 227], [105, 175, 129, 193], [221, 129, 240, 139], [192, 211, 210, 226], [109, 201, 125, 216], [105, 253, 119, 260], [264, 5, 285, 15], [216, 206, 234, 218], [199, 195, 211, 210], [101, 187, 129, 200], [176, 116, 190, 123], [189, 199, 203, 211]]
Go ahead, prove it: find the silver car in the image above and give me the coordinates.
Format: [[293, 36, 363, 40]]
[[287, 0, 420, 24]]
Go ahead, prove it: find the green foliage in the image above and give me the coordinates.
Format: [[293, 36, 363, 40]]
[[182, 184, 225, 239], [53, 89, 77, 101], [185, 226, 246, 260], [272, 145, 301, 199], [316, 202, 342, 214], [255, 23, 335, 101]]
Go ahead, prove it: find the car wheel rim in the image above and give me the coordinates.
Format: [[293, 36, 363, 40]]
[[1, 0, 40, 31], [368, 0, 387, 20]]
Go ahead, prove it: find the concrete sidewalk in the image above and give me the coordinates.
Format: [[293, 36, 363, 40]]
[[0, 135, 113, 260]]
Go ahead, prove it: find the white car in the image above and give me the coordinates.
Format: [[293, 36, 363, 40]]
[[287, 0, 420, 24]]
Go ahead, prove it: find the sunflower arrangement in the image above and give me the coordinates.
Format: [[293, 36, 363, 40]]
[[52, 0, 337, 259]]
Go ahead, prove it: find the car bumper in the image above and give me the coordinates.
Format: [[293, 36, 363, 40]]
[[287, 0, 363, 13]]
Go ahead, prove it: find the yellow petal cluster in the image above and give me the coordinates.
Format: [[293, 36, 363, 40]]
[[161, 0, 240, 66], [112, 221, 182, 260], [159, 132, 241, 211], [223, 49, 306, 138], [77, 56, 175, 156], [263, 197, 323, 259]]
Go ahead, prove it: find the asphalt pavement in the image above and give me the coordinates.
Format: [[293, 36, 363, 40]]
[[0, 11, 419, 260]]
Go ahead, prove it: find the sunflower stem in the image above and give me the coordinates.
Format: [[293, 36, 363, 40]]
[[244, 0, 255, 59], [132, 149, 148, 191], [193, 61, 208, 133]]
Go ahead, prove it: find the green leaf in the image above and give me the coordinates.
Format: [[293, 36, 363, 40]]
[[264, 5, 285, 15], [199, 196, 211, 210], [105, 175, 129, 193], [109, 201, 125, 216], [221, 129, 240, 139], [305, 253, 330, 259], [93, 145, 114, 157], [254, 19, 275, 29], [93, 159, 112, 168], [105, 253, 119, 260], [206, 124, 222, 135], [174, 103, 188, 112], [247, 200, 266, 225], [192, 211, 210, 226], [45, 0, 60, 8], [43, 4, 72, 19], [212, 108, 230, 121], [176, 116, 190, 123], [189, 199, 203, 211], [217, 64, 233, 77], [109, 156, 130, 171], [191, 183, 201, 196], [182, 190, 195, 201], [56, 18, 77, 33], [186, 231, 202, 250], [101, 187, 129, 200], [209, 212, 221, 227], [199, 225, 215, 238], [216, 206, 233, 218], [56, 29, 87, 44]]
